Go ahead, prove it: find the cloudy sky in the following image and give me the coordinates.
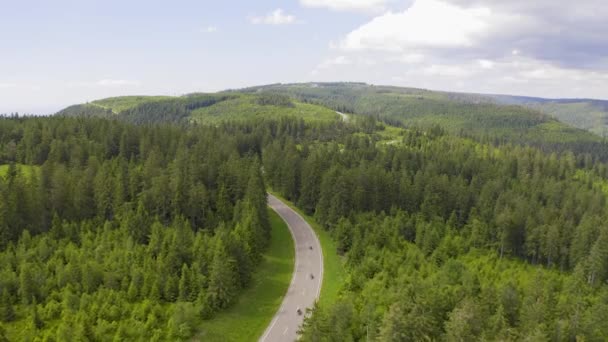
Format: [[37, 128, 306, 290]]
[[2, 0, 608, 113]]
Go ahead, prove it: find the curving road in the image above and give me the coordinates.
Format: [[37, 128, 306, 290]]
[[260, 194, 323, 342], [336, 111, 349, 122]]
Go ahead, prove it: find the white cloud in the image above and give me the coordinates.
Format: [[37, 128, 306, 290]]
[[314, 0, 608, 98], [337, 0, 607, 68], [68, 79, 141, 88], [339, 0, 495, 51], [200, 26, 218, 33], [311, 56, 352, 76], [0, 83, 17, 88], [318, 56, 352, 69], [249, 9, 296, 25], [300, 0, 388, 12], [97, 79, 141, 87], [390, 53, 425, 64], [478, 59, 495, 69], [422, 64, 473, 77]]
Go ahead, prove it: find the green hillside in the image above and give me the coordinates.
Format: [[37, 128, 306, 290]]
[[92, 96, 174, 113], [478, 94, 608, 137], [529, 102, 608, 137], [191, 94, 339, 124], [4, 90, 608, 340], [57, 93, 341, 125], [242, 83, 607, 160]]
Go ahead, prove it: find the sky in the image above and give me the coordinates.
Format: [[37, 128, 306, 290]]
[[2, 0, 608, 114]]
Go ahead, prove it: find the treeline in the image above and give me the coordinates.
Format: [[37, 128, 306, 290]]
[[0, 115, 345, 340], [247, 83, 608, 161], [265, 126, 608, 340], [57, 94, 236, 125], [120, 95, 236, 125], [255, 93, 294, 107]]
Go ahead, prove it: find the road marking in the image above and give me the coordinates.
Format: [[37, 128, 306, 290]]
[[283, 327, 288, 335]]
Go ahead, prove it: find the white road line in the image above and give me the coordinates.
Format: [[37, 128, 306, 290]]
[[283, 327, 289, 335], [336, 111, 349, 122]]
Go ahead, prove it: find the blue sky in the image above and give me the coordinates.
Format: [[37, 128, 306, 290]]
[[2, 0, 608, 113]]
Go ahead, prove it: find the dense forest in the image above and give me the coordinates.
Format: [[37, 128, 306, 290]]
[[264, 124, 608, 340], [0, 115, 348, 340], [56, 92, 340, 127], [244, 83, 608, 161], [3, 88, 608, 341]]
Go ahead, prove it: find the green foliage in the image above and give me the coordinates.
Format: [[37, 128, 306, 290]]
[[191, 94, 340, 124], [55, 103, 113, 118], [488, 95, 608, 137], [92, 95, 174, 113], [245, 82, 608, 160], [255, 93, 294, 107], [0, 164, 38, 179], [199, 209, 294, 341], [263, 121, 608, 340], [0, 115, 301, 340], [57, 94, 235, 125], [58, 92, 340, 126], [530, 101, 608, 137], [7, 88, 608, 341]]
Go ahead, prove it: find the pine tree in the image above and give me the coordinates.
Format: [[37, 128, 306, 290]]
[[216, 183, 233, 223], [587, 227, 608, 286], [206, 238, 238, 310], [0, 290, 14, 323], [178, 264, 190, 302]]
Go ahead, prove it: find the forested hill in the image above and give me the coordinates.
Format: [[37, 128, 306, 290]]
[[0, 114, 351, 340], [56, 92, 341, 125], [241, 83, 608, 161], [486, 95, 608, 138], [57, 83, 608, 161], [265, 122, 608, 341], [2, 97, 608, 340]]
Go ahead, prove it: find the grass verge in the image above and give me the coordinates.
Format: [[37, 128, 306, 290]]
[[267, 191, 345, 307], [196, 209, 294, 341]]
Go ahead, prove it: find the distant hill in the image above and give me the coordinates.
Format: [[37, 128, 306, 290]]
[[484, 95, 608, 137], [240, 83, 606, 158], [56, 93, 341, 125], [57, 82, 608, 160]]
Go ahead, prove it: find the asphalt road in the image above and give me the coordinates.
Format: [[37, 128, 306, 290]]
[[260, 194, 323, 342], [336, 111, 349, 122]]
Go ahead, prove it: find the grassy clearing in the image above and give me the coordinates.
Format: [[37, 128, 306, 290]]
[[196, 209, 295, 341], [191, 95, 339, 124], [267, 191, 345, 307]]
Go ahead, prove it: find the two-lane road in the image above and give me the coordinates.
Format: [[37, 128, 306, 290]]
[[260, 194, 323, 342]]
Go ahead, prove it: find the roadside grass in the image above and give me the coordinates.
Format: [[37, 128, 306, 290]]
[[267, 191, 345, 307], [196, 209, 295, 341]]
